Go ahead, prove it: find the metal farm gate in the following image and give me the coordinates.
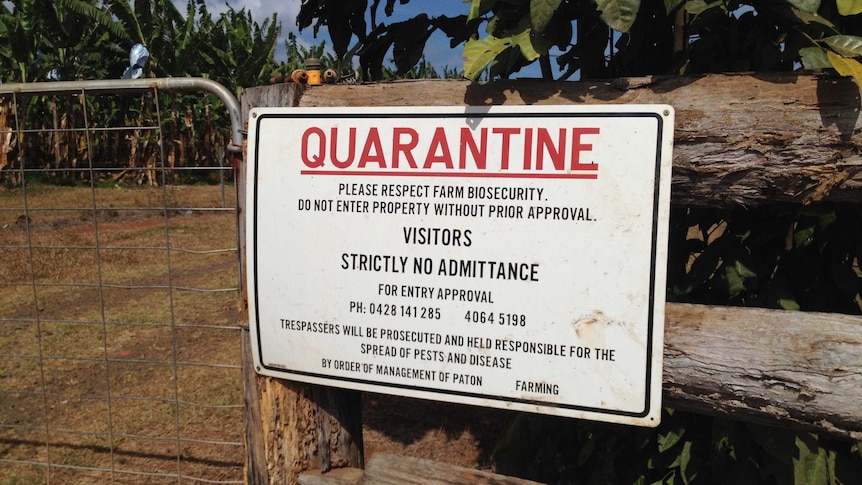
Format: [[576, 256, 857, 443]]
[[0, 79, 245, 484]]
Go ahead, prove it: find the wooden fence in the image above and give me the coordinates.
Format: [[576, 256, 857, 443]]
[[238, 73, 862, 484]]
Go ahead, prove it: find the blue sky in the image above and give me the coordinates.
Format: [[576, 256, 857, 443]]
[[190, 0, 472, 73]]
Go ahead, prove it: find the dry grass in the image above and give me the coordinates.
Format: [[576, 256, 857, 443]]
[[1, 184, 510, 485], [0, 184, 243, 484]]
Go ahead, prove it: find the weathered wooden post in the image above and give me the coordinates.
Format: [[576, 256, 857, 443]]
[[240, 83, 364, 485], [240, 344, 363, 484]]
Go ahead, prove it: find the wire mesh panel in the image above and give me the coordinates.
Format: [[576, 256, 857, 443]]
[[0, 82, 243, 484]]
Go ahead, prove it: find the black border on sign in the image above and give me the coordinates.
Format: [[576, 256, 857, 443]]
[[250, 109, 666, 419]]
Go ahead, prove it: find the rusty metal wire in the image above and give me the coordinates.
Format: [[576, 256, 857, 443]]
[[1, 81, 244, 484]]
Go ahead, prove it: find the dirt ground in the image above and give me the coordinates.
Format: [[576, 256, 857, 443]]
[[0, 184, 518, 484]]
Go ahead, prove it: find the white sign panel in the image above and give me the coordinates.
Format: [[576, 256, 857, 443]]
[[247, 105, 673, 427]]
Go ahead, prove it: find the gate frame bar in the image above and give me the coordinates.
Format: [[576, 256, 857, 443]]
[[0, 77, 243, 153]]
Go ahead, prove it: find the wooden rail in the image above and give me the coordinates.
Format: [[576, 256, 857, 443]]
[[664, 303, 862, 440], [242, 73, 862, 207], [297, 454, 543, 485]]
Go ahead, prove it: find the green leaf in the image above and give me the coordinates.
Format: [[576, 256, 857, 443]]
[[795, 205, 836, 230], [683, 0, 724, 16], [513, 27, 541, 59], [468, 0, 498, 21], [467, 0, 479, 19], [595, 0, 641, 32], [817, 210, 837, 229], [531, 0, 562, 33], [488, 45, 522, 78], [837, 0, 862, 15], [822, 35, 862, 57], [734, 260, 757, 278], [794, 224, 816, 248], [826, 50, 862, 86], [724, 261, 756, 297], [725, 268, 745, 296], [793, 435, 830, 485], [789, 7, 836, 27], [463, 35, 513, 80], [785, 0, 820, 13], [799, 47, 832, 69], [779, 298, 801, 310], [658, 429, 683, 452], [677, 442, 695, 484]]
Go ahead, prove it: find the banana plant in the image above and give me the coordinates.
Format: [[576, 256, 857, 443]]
[[0, 0, 39, 82], [204, 7, 280, 98], [60, 0, 187, 78]]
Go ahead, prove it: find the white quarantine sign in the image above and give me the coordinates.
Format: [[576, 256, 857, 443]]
[[246, 105, 674, 427]]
